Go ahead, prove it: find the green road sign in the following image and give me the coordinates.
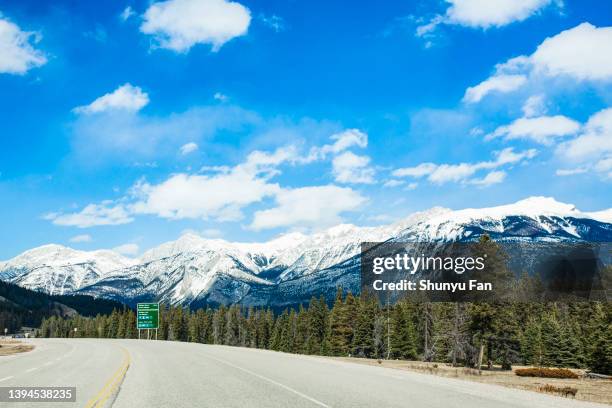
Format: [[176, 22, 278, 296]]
[[137, 303, 159, 329]]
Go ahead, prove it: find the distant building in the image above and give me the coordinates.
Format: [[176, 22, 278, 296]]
[[17, 327, 37, 338]]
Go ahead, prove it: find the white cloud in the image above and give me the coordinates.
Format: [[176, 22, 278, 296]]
[[594, 157, 612, 175], [131, 173, 277, 221], [113, 243, 139, 256], [49, 136, 375, 231], [383, 179, 405, 188], [213, 92, 228, 102], [130, 147, 297, 221], [69, 234, 92, 243], [140, 0, 251, 53], [463, 74, 527, 103], [179, 142, 198, 155], [470, 170, 506, 186], [328, 129, 369, 151], [392, 148, 536, 185], [120, 6, 135, 22], [555, 167, 588, 176], [494, 147, 538, 165], [0, 15, 47, 74], [465, 23, 612, 103], [522, 94, 546, 117], [444, 0, 552, 28], [250, 185, 366, 230], [392, 163, 438, 178], [531, 23, 612, 81], [486, 115, 580, 145], [332, 152, 375, 184], [305, 128, 369, 161], [416, 0, 553, 40], [555, 108, 612, 178], [73, 83, 149, 114], [45, 202, 133, 228]]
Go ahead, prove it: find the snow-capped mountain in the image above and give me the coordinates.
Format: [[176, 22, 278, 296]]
[[1, 197, 611, 307], [0, 244, 135, 295]]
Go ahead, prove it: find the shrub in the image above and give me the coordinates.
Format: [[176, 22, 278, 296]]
[[538, 384, 578, 398], [515, 367, 579, 379]]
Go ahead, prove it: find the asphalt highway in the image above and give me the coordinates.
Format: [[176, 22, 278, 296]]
[[0, 338, 608, 408]]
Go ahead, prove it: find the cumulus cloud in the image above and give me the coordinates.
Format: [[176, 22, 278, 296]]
[[250, 185, 366, 230], [73, 84, 149, 114], [522, 94, 547, 117], [486, 115, 580, 145], [463, 74, 527, 103], [465, 23, 612, 103], [392, 148, 536, 185], [69, 234, 92, 243], [417, 0, 554, 40], [44, 202, 133, 228], [49, 131, 375, 230], [443, 0, 552, 28], [304, 128, 369, 161], [113, 243, 139, 256], [130, 147, 298, 221], [332, 152, 375, 184], [555, 108, 612, 178], [0, 15, 47, 74], [469, 170, 506, 186], [531, 23, 612, 81], [140, 0, 251, 53], [179, 142, 198, 155]]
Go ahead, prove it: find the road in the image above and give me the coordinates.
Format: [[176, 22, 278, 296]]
[[0, 338, 607, 408]]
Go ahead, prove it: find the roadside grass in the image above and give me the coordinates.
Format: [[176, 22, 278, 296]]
[[0, 339, 35, 356], [328, 357, 612, 405]]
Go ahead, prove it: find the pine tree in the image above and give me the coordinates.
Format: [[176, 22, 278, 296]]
[[329, 288, 352, 356], [541, 312, 563, 367], [352, 295, 377, 358], [520, 318, 542, 366], [390, 304, 417, 359]]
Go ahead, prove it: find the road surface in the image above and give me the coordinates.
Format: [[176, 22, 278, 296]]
[[0, 338, 607, 408]]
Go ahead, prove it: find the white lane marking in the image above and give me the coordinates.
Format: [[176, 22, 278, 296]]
[[206, 355, 331, 408], [25, 367, 39, 373], [0, 376, 14, 382]]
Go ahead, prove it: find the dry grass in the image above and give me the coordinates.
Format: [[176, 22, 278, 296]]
[[328, 357, 612, 405], [0, 339, 35, 356]]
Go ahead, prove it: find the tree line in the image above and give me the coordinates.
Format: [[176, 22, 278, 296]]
[[39, 293, 611, 374], [0, 279, 122, 333]]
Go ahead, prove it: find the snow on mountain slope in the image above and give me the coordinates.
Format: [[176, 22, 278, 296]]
[[394, 197, 611, 242], [0, 245, 135, 295], [1, 197, 611, 305]]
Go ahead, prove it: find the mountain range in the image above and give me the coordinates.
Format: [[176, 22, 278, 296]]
[[1, 197, 611, 308]]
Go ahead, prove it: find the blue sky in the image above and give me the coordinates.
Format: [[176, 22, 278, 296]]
[[1, 0, 611, 258]]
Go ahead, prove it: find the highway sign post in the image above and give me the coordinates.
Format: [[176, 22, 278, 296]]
[[137, 303, 159, 340]]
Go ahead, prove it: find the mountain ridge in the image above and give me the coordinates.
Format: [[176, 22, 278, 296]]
[[2, 196, 611, 307]]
